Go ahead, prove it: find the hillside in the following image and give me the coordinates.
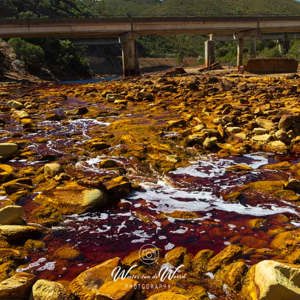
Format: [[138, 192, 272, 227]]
[[2, 0, 300, 18], [100, 0, 300, 16]]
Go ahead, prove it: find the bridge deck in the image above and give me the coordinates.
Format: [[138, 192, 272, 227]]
[[0, 16, 300, 38]]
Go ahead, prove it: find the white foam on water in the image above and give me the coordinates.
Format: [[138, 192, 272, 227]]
[[170, 153, 271, 180], [130, 176, 298, 217], [165, 242, 175, 250]]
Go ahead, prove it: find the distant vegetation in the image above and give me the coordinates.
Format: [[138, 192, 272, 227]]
[[1, 0, 300, 77]]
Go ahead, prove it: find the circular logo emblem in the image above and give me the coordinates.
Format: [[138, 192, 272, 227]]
[[139, 244, 160, 265]]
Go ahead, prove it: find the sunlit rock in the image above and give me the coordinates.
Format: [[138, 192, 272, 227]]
[[69, 257, 120, 300], [214, 260, 248, 290], [0, 272, 35, 300], [34, 181, 107, 214], [31, 279, 69, 300], [207, 245, 243, 273], [241, 260, 300, 300], [96, 278, 138, 300], [0, 205, 24, 225], [0, 143, 18, 161]]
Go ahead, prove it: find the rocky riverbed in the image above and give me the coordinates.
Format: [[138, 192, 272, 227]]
[[0, 71, 299, 299]]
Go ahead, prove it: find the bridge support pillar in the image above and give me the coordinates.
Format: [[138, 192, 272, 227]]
[[277, 35, 290, 55], [250, 38, 257, 58], [204, 35, 215, 67], [237, 38, 244, 67], [120, 32, 140, 77]]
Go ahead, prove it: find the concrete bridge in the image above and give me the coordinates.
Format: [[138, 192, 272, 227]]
[[0, 16, 300, 76]]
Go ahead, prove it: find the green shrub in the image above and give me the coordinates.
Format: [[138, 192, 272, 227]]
[[8, 38, 45, 69]]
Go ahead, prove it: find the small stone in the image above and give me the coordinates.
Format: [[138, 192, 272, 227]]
[[96, 278, 138, 300], [251, 134, 271, 143], [226, 164, 253, 172], [0, 272, 35, 300], [54, 246, 81, 260], [0, 205, 24, 225], [203, 137, 218, 150], [287, 249, 300, 264], [278, 114, 300, 135], [226, 127, 241, 134], [207, 245, 242, 273], [253, 127, 268, 135], [165, 246, 187, 266], [265, 140, 288, 154], [271, 229, 300, 249], [103, 176, 131, 196], [24, 239, 45, 251], [192, 249, 214, 273], [14, 110, 29, 119], [0, 143, 18, 161], [285, 179, 300, 193], [255, 118, 274, 131], [44, 163, 61, 178], [274, 129, 290, 143], [0, 164, 14, 176], [241, 260, 300, 300], [7, 100, 23, 110], [31, 279, 69, 300], [214, 261, 248, 290], [98, 159, 119, 168]]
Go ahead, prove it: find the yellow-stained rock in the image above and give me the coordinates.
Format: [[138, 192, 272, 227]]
[[96, 278, 138, 300], [207, 245, 242, 273], [69, 257, 120, 300], [0, 205, 24, 225], [31, 279, 69, 300], [53, 246, 81, 260], [165, 247, 187, 267], [192, 249, 214, 274], [34, 181, 106, 214], [241, 260, 300, 300], [0, 272, 35, 300], [214, 260, 248, 290], [271, 229, 300, 249]]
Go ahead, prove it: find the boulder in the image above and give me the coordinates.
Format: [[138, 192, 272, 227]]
[[165, 246, 187, 266], [69, 257, 120, 300], [285, 179, 300, 194], [207, 245, 242, 273], [192, 249, 214, 273], [271, 229, 300, 249], [44, 162, 62, 178], [0, 143, 18, 160], [31, 279, 69, 300], [251, 134, 271, 143], [96, 278, 138, 300], [255, 118, 274, 131], [0, 205, 24, 225], [0, 225, 44, 243], [264, 141, 288, 154], [241, 260, 300, 300], [278, 114, 300, 135], [34, 181, 107, 214], [147, 292, 189, 300], [0, 272, 35, 300], [7, 100, 23, 110], [214, 260, 248, 290]]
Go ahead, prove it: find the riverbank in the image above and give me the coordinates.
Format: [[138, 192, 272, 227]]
[[0, 71, 299, 299]]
